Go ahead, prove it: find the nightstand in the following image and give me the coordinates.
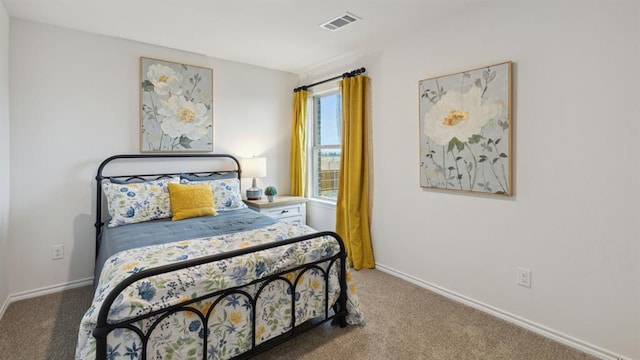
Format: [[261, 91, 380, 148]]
[[244, 196, 307, 225]]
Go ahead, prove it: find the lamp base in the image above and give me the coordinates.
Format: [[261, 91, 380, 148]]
[[246, 187, 262, 200]]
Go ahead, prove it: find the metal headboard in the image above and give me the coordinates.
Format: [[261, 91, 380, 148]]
[[94, 154, 242, 258]]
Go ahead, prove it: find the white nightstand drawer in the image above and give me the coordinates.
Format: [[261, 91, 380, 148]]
[[279, 215, 303, 225], [244, 196, 307, 225], [264, 205, 302, 219]]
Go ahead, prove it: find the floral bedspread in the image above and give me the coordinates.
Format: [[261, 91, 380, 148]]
[[76, 222, 363, 360]]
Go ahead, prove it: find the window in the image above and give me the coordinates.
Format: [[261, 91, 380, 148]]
[[310, 90, 342, 202]]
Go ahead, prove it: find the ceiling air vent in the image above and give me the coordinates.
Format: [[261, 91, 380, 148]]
[[320, 12, 361, 32]]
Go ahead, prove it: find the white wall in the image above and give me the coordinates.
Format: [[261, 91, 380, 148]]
[[8, 19, 297, 295], [0, 0, 10, 318], [307, 2, 640, 359]]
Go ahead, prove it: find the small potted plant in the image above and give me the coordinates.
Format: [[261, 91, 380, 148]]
[[264, 186, 277, 202]]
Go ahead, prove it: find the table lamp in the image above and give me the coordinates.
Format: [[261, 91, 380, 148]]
[[241, 157, 267, 200]]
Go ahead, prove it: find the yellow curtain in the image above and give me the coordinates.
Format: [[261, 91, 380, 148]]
[[336, 75, 375, 269], [290, 90, 308, 197]]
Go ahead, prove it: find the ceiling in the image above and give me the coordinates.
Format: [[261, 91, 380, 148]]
[[2, 0, 480, 74]]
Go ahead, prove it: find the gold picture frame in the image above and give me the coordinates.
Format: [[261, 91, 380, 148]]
[[419, 61, 513, 195], [140, 57, 213, 152]]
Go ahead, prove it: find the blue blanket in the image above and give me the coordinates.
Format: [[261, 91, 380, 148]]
[[95, 208, 278, 280]]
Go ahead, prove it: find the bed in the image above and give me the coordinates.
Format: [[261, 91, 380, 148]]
[[76, 154, 363, 360]]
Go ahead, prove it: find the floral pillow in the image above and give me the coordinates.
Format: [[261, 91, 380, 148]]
[[102, 177, 179, 227], [180, 178, 247, 211]]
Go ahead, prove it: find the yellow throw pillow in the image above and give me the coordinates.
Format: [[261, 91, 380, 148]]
[[167, 183, 217, 221]]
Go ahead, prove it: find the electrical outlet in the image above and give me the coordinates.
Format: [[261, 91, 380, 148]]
[[517, 267, 531, 288], [51, 244, 64, 260]]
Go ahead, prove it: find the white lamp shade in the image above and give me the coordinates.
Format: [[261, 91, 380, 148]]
[[241, 157, 267, 178]]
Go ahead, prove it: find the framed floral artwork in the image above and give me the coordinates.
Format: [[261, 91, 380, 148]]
[[140, 57, 213, 152], [419, 61, 512, 195]]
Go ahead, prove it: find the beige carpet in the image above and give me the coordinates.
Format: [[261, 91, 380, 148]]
[[0, 269, 596, 360]]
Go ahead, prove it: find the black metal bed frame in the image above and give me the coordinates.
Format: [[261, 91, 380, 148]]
[[92, 154, 348, 360]]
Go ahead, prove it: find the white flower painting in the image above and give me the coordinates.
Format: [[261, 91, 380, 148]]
[[419, 62, 512, 195], [141, 57, 213, 152]]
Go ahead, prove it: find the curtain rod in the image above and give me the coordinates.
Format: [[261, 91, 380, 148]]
[[293, 67, 365, 93]]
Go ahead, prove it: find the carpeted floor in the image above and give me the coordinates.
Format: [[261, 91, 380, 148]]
[[0, 269, 596, 360]]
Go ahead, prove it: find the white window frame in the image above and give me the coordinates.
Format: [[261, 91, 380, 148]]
[[307, 87, 342, 204]]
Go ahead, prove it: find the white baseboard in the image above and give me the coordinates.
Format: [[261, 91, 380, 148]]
[[0, 294, 9, 322], [8, 277, 94, 303], [375, 263, 629, 360], [0, 277, 93, 324]]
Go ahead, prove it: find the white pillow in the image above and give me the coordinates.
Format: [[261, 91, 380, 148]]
[[102, 177, 179, 227], [180, 178, 247, 211]]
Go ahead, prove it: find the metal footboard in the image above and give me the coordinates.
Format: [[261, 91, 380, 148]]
[[92, 231, 348, 360]]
